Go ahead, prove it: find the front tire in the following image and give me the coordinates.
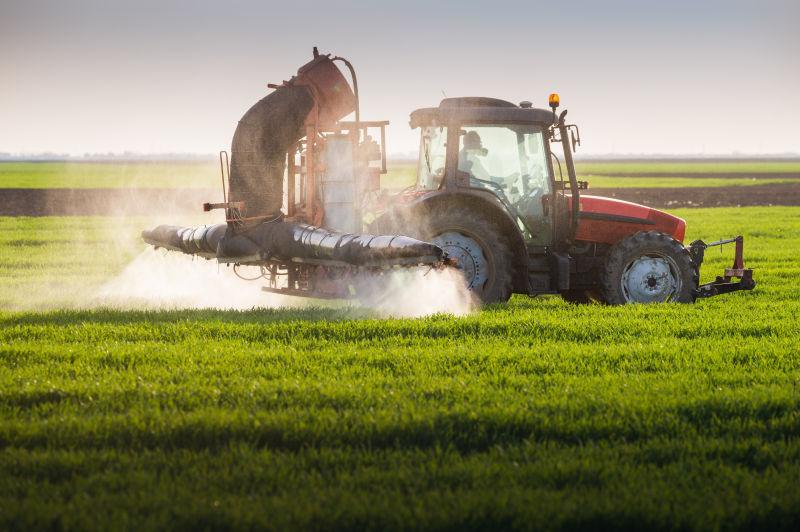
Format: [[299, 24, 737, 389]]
[[601, 231, 697, 304]]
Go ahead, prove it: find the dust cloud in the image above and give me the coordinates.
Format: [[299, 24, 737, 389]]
[[355, 266, 477, 317], [91, 247, 477, 317], [92, 248, 294, 310]]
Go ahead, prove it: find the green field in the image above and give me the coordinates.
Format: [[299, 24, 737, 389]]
[[574, 160, 800, 175], [0, 217, 143, 309], [578, 175, 800, 189], [2, 160, 799, 191], [386, 162, 800, 190], [1, 207, 799, 529], [0, 161, 221, 189]]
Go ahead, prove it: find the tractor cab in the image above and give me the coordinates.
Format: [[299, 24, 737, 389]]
[[407, 96, 578, 249]]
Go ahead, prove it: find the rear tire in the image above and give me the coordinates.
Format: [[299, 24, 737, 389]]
[[419, 208, 514, 304], [601, 231, 697, 304]]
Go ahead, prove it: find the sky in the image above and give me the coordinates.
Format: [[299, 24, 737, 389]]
[[2, 0, 798, 156]]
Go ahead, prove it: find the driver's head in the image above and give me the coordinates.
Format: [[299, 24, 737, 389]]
[[462, 130, 488, 156]]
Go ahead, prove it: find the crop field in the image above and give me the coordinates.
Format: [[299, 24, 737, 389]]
[[0, 217, 144, 309], [0, 161, 221, 189], [575, 160, 800, 175], [3, 160, 800, 218], [1, 197, 799, 529], [3, 159, 800, 190], [390, 161, 800, 190]]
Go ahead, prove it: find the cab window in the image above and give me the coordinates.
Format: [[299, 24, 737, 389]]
[[457, 125, 550, 203], [417, 126, 447, 189]]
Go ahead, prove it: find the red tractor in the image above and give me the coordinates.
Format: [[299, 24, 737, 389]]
[[143, 49, 755, 305], [370, 95, 756, 304]]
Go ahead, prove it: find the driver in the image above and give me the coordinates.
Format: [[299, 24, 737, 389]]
[[458, 131, 491, 181]]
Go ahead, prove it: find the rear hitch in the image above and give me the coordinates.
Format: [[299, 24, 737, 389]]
[[689, 236, 756, 298]]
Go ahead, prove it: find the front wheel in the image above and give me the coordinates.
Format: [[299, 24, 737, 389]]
[[601, 231, 698, 304]]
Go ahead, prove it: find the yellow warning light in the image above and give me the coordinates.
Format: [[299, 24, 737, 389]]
[[548, 93, 560, 109]]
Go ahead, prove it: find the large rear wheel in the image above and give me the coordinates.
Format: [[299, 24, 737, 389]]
[[601, 231, 697, 304], [421, 209, 514, 304]]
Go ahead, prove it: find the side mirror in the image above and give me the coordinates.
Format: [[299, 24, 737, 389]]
[[570, 127, 581, 152]]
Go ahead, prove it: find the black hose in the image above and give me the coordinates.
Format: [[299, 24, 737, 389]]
[[332, 56, 360, 139], [228, 85, 314, 221]]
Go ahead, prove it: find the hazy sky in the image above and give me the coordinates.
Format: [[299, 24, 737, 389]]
[[2, 0, 798, 156]]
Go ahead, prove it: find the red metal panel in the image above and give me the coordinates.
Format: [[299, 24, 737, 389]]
[[294, 56, 355, 127], [571, 195, 686, 245]]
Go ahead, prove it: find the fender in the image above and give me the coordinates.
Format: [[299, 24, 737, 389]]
[[570, 195, 687, 244]]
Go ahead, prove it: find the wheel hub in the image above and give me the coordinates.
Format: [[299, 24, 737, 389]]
[[621, 254, 681, 303], [431, 231, 488, 291]]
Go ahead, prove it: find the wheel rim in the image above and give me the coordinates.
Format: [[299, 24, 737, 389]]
[[620, 253, 682, 303], [431, 231, 489, 291]]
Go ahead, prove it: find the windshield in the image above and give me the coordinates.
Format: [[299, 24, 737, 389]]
[[417, 126, 447, 189], [458, 124, 550, 203]]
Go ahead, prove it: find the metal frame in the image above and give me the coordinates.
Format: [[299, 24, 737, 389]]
[[690, 236, 756, 297]]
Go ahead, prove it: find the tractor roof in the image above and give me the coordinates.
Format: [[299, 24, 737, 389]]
[[410, 97, 554, 129]]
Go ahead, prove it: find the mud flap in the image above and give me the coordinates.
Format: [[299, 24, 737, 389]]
[[551, 252, 571, 291]]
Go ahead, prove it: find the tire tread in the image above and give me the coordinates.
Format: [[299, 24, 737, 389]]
[[601, 231, 698, 304]]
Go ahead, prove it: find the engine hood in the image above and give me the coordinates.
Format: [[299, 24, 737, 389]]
[[569, 195, 686, 245]]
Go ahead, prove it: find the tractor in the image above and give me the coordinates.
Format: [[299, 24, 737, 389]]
[[370, 96, 756, 304], [143, 49, 755, 305]]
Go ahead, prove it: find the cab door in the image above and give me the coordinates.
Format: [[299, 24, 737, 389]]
[[455, 124, 554, 246]]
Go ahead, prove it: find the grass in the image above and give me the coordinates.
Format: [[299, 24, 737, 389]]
[[582, 176, 799, 189], [0, 161, 418, 192], [575, 160, 800, 175], [0, 217, 146, 309], [0, 161, 221, 189], [3, 160, 799, 191], [383, 162, 800, 191], [0, 162, 418, 191], [1, 207, 799, 529]]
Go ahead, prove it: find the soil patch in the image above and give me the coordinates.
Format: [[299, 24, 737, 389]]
[[583, 172, 800, 179], [587, 183, 800, 208]]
